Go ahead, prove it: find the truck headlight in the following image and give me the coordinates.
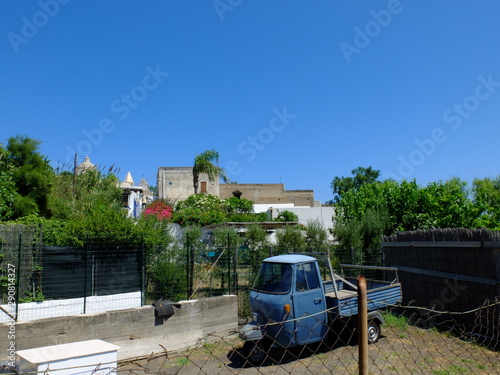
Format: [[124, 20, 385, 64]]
[[252, 312, 259, 322]]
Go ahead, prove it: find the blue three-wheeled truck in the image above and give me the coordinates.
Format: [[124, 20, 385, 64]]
[[237, 253, 402, 365]]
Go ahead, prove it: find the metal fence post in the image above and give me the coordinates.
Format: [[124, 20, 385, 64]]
[[140, 236, 145, 306], [358, 275, 368, 375], [233, 241, 238, 296], [186, 235, 194, 300], [83, 236, 89, 314], [227, 234, 231, 294], [186, 235, 190, 299]]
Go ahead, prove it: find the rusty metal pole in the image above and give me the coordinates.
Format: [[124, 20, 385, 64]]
[[358, 275, 368, 375]]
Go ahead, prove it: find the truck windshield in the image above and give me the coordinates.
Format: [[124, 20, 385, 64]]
[[252, 262, 292, 294]]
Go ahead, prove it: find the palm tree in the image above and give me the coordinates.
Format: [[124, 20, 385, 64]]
[[192, 149, 229, 194]]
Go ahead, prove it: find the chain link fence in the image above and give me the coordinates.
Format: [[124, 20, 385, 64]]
[[113, 299, 499, 375], [131, 240, 499, 374], [4, 300, 497, 374]]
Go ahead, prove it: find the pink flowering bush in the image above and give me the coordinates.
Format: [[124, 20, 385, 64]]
[[143, 201, 173, 221]]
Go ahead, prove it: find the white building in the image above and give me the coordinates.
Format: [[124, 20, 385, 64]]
[[254, 203, 335, 242], [118, 172, 147, 218]]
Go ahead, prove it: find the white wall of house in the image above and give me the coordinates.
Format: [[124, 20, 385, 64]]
[[254, 204, 335, 230], [273, 206, 336, 241], [253, 203, 297, 213]]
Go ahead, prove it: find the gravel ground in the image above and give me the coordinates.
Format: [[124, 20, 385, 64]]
[[117, 324, 499, 375]]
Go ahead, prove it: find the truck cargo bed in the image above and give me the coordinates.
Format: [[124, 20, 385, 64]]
[[323, 265, 402, 318]]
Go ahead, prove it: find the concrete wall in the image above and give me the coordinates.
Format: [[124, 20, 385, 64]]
[[157, 167, 219, 202], [1, 295, 237, 361], [220, 183, 316, 207]]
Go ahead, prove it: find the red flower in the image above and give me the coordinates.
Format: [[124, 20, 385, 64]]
[[143, 201, 172, 220]]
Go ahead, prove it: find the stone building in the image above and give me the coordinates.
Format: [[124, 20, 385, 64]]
[[157, 167, 219, 204], [219, 183, 317, 207], [157, 167, 317, 207], [75, 156, 97, 175]]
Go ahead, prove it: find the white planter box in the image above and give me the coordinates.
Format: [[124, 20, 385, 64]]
[[16, 339, 120, 375]]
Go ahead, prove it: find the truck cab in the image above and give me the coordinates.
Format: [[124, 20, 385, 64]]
[[246, 254, 329, 347]]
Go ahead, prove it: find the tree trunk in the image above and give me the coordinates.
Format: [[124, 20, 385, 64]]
[[193, 175, 199, 194]]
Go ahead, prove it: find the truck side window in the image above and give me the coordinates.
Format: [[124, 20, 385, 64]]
[[296, 262, 321, 291], [305, 263, 321, 289], [296, 266, 307, 291]]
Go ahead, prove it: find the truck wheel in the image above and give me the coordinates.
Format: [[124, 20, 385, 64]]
[[243, 341, 267, 366], [367, 321, 381, 344]]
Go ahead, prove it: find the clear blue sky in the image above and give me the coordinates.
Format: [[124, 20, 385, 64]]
[[2, 1, 500, 204]]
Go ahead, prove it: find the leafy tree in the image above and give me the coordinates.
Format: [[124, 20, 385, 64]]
[[29, 168, 150, 246], [212, 225, 242, 249], [472, 177, 500, 229], [226, 196, 254, 214], [6, 136, 55, 218], [275, 225, 306, 254], [332, 208, 390, 265], [192, 149, 228, 194], [182, 225, 203, 249], [226, 197, 270, 222], [331, 166, 380, 203], [49, 169, 123, 221], [337, 178, 476, 233], [135, 210, 173, 252], [304, 220, 329, 252], [240, 223, 271, 287], [0, 144, 17, 220], [333, 177, 479, 258], [419, 178, 477, 229]]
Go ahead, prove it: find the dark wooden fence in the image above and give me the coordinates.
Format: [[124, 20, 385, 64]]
[[382, 228, 500, 344]]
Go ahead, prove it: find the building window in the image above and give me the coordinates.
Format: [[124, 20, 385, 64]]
[[122, 193, 129, 207]]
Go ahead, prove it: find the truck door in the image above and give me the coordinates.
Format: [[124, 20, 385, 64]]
[[292, 262, 328, 345]]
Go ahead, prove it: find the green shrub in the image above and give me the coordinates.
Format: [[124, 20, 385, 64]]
[[225, 197, 254, 214], [274, 210, 299, 222], [148, 261, 187, 302], [173, 207, 227, 226]]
